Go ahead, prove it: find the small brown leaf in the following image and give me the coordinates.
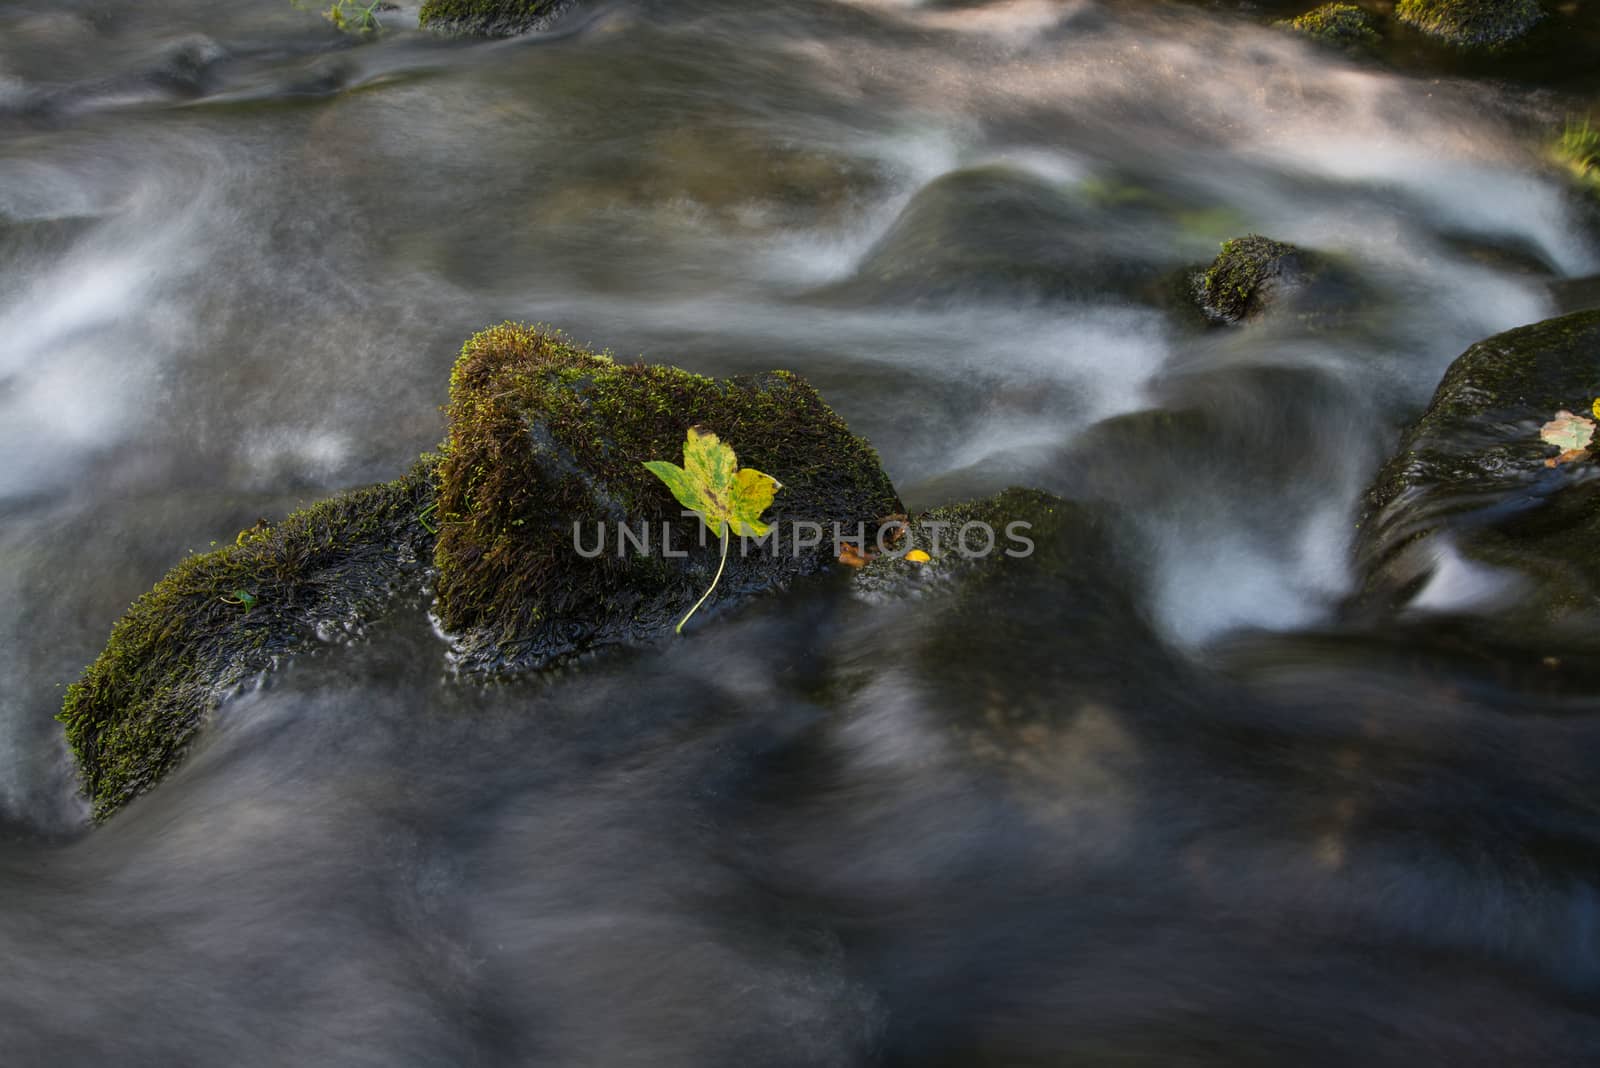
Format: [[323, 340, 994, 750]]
[[1547, 448, 1590, 468], [838, 543, 872, 568]]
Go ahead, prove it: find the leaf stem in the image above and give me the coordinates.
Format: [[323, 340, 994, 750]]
[[676, 522, 729, 634]]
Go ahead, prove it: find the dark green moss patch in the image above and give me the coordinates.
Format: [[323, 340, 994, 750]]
[[418, 0, 566, 37], [1395, 0, 1542, 49], [1552, 118, 1600, 198], [1279, 4, 1381, 48], [1193, 235, 1307, 324], [434, 323, 901, 672], [59, 460, 439, 821]]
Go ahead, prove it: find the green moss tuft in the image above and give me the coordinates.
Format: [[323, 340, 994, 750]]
[[1552, 117, 1600, 195], [1278, 4, 1381, 48], [434, 323, 901, 670], [418, 0, 563, 36], [59, 459, 439, 821], [1395, 0, 1542, 48], [1194, 234, 1305, 324]]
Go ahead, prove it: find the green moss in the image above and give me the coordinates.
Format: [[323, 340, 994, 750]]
[[59, 459, 439, 821], [434, 324, 901, 670], [1552, 117, 1600, 195], [1195, 234, 1304, 324], [1395, 0, 1542, 48], [1279, 4, 1381, 48], [418, 0, 562, 35]]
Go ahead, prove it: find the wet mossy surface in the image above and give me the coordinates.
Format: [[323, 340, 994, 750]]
[[434, 324, 902, 673], [1193, 235, 1308, 324], [1279, 4, 1381, 48], [1354, 309, 1600, 630], [418, 0, 567, 37], [59, 460, 439, 821], [1188, 234, 1372, 331], [1395, 0, 1543, 49]]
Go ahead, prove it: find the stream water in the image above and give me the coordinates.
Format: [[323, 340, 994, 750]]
[[4, 0, 1600, 1063]]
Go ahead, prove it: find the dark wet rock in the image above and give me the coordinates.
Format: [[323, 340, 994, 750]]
[[1395, 0, 1543, 49], [824, 165, 1169, 307], [418, 0, 573, 38], [1353, 309, 1600, 636], [850, 488, 1063, 601], [1061, 364, 1375, 500], [433, 324, 903, 674], [1278, 3, 1381, 49], [1550, 273, 1600, 317], [142, 34, 227, 97], [1192, 235, 1310, 324], [845, 488, 1195, 779], [59, 460, 439, 821], [1188, 234, 1368, 329]]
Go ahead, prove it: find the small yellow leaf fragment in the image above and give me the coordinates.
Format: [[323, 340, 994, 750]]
[[905, 549, 932, 564], [1593, 398, 1600, 421]]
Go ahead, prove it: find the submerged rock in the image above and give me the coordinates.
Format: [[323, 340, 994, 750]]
[[844, 487, 1198, 791], [1278, 4, 1381, 49], [59, 461, 438, 821], [433, 324, 903, 673], [827, 165, 1167, 306], [1353, 309, 1600, 634], [1394, 0, 1543, 49], [418, 0, 571, 37]]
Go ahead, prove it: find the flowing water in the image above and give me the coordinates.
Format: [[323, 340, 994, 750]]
[[4, 0, 1600, 1062]]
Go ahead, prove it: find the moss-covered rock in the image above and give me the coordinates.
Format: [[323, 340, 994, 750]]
[[1353, 309, 1600, 633], [59, 460, 439, 821], [1192, 235, 1310, 324], [418, 0, 569, 38], [1278, 4, 1381, 49], [1395, 0, 1542, 49], [1187, 234, 1372, 330], [434, 324, 902, 672]]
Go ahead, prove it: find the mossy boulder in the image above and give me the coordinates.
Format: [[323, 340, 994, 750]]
[[59, 461, 439, 821], [1278, 4, 1381, 49], [1353, 309, 1600, 634], [1395, 0, 1542, 49], [1189, 234, 1367, 329], [434, 324, 902, 673], [1192, 235, 1310, 324], [418, 0, 569, 37]]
